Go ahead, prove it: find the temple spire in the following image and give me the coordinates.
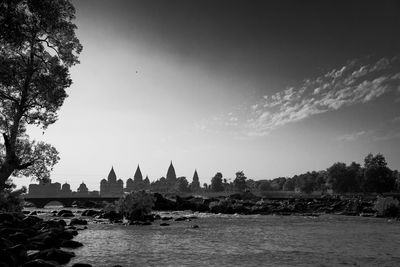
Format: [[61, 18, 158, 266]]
[[134, 164, 143, 182], [166, 161, 176, 184], [107, 166, 117, 182]]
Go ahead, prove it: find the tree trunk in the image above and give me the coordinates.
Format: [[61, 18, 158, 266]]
[[0, 160, 16, 191]]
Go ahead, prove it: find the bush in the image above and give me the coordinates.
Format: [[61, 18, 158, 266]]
[[117, 191, 155, 221], [0, 186, 26, 212], [374, 196, 400, 217]]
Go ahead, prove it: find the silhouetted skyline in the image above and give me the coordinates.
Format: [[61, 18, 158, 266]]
[[17, 0, 400, 190]]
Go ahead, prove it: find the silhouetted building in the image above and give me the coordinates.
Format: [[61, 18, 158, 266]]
[[77, 182, 89, 195], [166, 161, 177, 186], [190, 169, 201, 192], [61, 182, 72, 195], [28, 180, 61, 197], [100, 167, 124, 197]]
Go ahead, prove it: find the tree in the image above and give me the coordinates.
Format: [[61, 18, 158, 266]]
[[176, 176, 189, 192], [327, 162, 360, 193], [211, 172, 224, 192], [0, 0, 82, 190], [258, 180, 272, 191], [233, 171, 247, 192], [282, 178, 295, 191], [117, 190, 155, 222], [362, 153, 395, 193]]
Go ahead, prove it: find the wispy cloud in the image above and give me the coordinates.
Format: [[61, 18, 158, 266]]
[[195, 56, 399, 138], [244, 56, 400, 136], [338, 131, 367, 141]]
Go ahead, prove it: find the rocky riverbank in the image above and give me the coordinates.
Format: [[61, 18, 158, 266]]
[[151, 192, 387, 217], [0, 211, 91, 267]]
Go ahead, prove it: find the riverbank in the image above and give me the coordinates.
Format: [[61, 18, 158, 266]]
[[151, 192, 397, 218], [0, 211, 90, 267]]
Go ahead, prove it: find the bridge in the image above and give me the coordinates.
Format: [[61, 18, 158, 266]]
[[23, 196, 120, 208]]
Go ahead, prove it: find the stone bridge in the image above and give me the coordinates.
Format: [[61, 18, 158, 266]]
[[23, 196, 120, 208]]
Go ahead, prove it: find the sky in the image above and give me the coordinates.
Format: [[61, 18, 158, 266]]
[[16, 0, 400, 191]]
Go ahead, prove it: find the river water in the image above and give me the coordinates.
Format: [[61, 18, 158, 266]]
[[26, 208, 400, 266], [64, 212, 400, 267]]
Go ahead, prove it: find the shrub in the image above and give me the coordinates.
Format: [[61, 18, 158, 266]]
[[374, 196, 400, 217], [0, 185, 26, 212], [117, 191, 155, 221]]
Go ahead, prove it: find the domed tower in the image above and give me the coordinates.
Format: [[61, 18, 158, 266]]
[[77, 182, 89, 194], [61, 182, 72, 194], [166, 161, 177, 186], [117, 179, 124, 195], [107, 166, 117, 182], [100, 179, 108, 195], [126, 178, 134, 192]]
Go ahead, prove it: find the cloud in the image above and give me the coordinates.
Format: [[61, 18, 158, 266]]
[[338, 131, 367, 141], [244, 56, 400, 136]]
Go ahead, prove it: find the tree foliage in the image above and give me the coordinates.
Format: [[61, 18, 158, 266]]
[[362, 153, 395, 193], [0, 0, 82, 189], [117, 191, 155, 221], [211, 172, 224, 192], [233, 171, 247, 192], [327, 162, 361, 193]]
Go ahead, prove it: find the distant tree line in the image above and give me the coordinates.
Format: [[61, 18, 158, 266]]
[[204, 153, 399, 194]]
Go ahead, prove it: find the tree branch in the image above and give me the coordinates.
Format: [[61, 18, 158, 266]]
[[16, 161, 34, 170]]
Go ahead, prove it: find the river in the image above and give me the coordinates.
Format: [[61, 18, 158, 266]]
[[51, 211, 400, 267]]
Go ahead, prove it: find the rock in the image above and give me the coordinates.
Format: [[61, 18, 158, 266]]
[[81, 209, 100, 217], [29, 248, 75, 265], [69, 218, 88, 226], [72, 264, 92, 267], [22, 216, 43, 226], [9, 232, 28, 244], [61, 213, 74, 218], [191, 225, 199, 229], [160, 223, 170, 226], [22, 259, 60, 267], [161, 216, 173, 221], [129, 221, 152, 226], [60, 240, 83, 248], [58, 220, 67, 227], [57, 210, 73, 217], [0, 212, 15, 223], [29, 211, 38, 216], [174, 217, 187, 221]]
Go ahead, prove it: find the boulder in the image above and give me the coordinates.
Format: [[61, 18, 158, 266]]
[[0, 212, 15, 223], [22, 259, 60, 267], [57, 210, 73, 217], [8, 232, 28, 244], [81, 209, 100, 217], [191, 225, 199, 229], [60, 240, 83, 248], [174, 217, 187, 221], [69, 218, 88, 226], [61, 213, 74, 218], [22, 216, 43, 227], [29, 248, 75, 265]]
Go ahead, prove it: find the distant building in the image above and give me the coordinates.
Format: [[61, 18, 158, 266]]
[[166, 161, 177, 186], [61, 182, 72, 196], [76, 182, 89, 195], [28, 180, 61, 197], [100, 167, 124, 197]]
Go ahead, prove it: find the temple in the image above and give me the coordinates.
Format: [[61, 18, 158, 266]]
[[100, 167, 124, 197], [28, 179, 96, 197]]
